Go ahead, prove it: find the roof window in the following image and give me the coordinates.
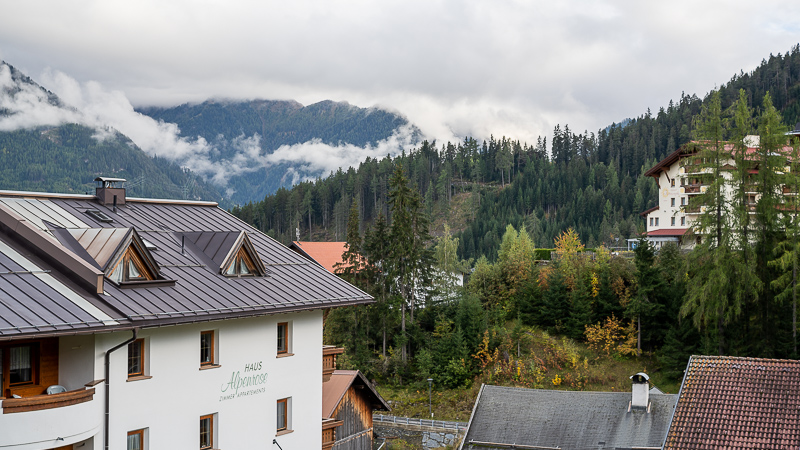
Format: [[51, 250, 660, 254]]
[[85, 208, 113, 223]]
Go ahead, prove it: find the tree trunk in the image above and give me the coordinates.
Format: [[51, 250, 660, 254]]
[[637, 314, 641, 357]]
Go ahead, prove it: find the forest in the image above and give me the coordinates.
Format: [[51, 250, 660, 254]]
[[230, 45, 800, 390]]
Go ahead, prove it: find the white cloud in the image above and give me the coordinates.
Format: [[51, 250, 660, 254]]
[[1, 0, 800, 151], [1, 66, 416, 191]]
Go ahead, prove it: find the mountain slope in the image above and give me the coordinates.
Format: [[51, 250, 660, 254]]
[[0, 61, 226, 203], [138, 99, 420, 204]]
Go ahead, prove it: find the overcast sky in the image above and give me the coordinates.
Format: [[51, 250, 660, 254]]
[[1, 1, 799, 150]]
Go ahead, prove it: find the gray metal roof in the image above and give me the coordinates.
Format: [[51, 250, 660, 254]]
[[461, 385, 677, 450], [0, 236, 118, 336], [0, 193, 372, 337]]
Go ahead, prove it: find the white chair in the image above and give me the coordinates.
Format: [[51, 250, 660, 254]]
[[46, 385, 67, 394]]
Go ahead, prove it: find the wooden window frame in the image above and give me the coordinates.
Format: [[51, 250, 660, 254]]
[[200, 331, 215, 367], [7, 343, 38, 387], [224, 248, 257, 277], [1, 342, 39, 394], [128, 339, 145, 378], [200, 414, 214, 450], [276, 398, 288, 432], [111, 247, 155, 283], [277, 323, 288, 355], [127, 429, 144, 450]]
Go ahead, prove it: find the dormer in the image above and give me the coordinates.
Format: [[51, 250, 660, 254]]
[[178, 231, 267, 277], [51, 226, 175, 288]]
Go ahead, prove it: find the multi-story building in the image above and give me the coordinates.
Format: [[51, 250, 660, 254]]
[[637, 137, 768, 250], [0, 178, 372, 450]]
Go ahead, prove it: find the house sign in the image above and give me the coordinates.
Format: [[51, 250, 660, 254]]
[[219, 361, 268, 401]]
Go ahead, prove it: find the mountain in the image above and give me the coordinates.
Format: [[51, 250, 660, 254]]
[[234, 44, 800, 255], [0, 62, 226, 203], [138, 99, 421, 204]]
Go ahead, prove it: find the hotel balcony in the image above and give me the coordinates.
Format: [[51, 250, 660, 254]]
[[683, 184, 706, 195], [0, 336, 102, 450], [0, 380, 103, 450]]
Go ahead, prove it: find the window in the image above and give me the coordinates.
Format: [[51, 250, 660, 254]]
[[655, 218, 659, 226], [671, 179, 675, 187], [128, 429, 145, 450], [200, 331, 217, 367], [0, 343, 38, 393], [200, 414, 215, 449], [277, 322, 290, 355], [224, 248, 256, 277], [671, 217, 675, 226], [671, 198, 675, 207], [681, 216, 686, 226], [277, 398, 291, 433], [128, 339, 145, 378], [649, 218, 653, 227], [109, 247, 154, 284], [681, 197, 685, 206]]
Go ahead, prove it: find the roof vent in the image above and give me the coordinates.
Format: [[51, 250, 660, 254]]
[[94, 177, 126, 207], [85, 208, 113, 223]]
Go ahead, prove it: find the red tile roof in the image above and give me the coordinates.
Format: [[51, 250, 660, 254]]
[[664, 355, 800, 450], [647, 228, 689, 237], [290, 241, 348, 274]]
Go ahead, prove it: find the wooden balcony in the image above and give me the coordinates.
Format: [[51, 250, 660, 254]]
[[323, 346, 344, 375], [0, 380, 103, 450], [2, 383, 97, 414]]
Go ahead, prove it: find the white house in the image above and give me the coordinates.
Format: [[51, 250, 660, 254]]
[[0, 178, 372, 450], [634, 137, 770, 250]]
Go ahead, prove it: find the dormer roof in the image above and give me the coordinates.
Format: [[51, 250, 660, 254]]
[[178, 230, 267, 276]]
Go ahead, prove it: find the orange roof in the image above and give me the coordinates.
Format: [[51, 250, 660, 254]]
[[322, 369, 390, 418], [665, 355, 800, 449], [290, 241, 348, 273]]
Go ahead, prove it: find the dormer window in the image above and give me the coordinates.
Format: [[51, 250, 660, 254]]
[[108, 247, 155, 284], [224, 248, 256, 277], [179, 230, 268, 278]]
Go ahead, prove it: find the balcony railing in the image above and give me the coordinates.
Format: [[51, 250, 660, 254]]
[[0, 380, 103, 450]]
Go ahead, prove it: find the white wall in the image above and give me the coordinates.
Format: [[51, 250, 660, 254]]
[[94, 309, 323, 450], [59, 334, 95, 391]]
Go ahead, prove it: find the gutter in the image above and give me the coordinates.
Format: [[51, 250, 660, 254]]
[[105, 328, 138, 450]]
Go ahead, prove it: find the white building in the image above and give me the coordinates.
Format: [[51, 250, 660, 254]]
[[0, 178, 372, 450], [634, 137, 768, 250]]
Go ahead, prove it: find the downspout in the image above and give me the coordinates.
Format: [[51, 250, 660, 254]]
[[105, 329, 138, 450]]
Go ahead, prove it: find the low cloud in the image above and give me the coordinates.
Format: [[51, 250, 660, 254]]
[[1, 66, 417, 193]]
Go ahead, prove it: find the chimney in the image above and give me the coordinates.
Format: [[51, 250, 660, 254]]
[[95, 177, 126, 207], [630, 372, 650, 410]]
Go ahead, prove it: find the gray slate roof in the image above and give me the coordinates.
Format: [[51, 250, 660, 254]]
[[461, 385, 677, 450], [0, 192, 372, 337]]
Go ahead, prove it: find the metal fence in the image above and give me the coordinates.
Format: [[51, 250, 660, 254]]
[[373, 414, 467, 431]]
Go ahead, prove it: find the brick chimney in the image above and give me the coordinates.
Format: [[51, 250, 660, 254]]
[[94, 177, 126, 207], [630, 372, 650, 411]]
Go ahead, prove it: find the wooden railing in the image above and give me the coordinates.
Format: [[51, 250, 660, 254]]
[[2, 385, 97, 414]]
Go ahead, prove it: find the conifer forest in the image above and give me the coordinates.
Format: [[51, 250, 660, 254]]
[[231, 46, 800, 388]]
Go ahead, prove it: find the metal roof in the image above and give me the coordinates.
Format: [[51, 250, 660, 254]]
[[0, 236, 118, 336], [461, 384, 677, 450], [0, 193, 372, 337]]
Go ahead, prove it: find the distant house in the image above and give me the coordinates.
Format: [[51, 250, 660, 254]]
[[322, 346, 390, 450], [290, 241, 350, 274], [459, 373, 677, 450], [663, 355, 800, 449]]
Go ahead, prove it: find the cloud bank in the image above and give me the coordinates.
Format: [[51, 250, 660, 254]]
[[0, 64, 415, 192]]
